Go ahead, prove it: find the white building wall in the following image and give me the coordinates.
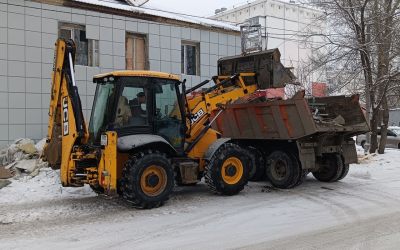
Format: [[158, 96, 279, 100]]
[[0, 0, 241, 145], [213, 0, 326, 85]]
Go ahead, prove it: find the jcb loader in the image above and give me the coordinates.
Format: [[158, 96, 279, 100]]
[[43, 38, 294, 208]]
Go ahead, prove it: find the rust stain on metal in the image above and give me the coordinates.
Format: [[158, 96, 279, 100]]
[[279, 105, 293, 138]]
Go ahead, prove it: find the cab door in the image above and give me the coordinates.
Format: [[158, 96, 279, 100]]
[[152, 79, 185, 152]]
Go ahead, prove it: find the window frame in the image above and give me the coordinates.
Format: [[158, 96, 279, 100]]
[[181, 41, 200, 76], [58, 22, 99, 67]]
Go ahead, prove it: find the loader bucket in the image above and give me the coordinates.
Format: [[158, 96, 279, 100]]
[[218, 48, 295, 89]]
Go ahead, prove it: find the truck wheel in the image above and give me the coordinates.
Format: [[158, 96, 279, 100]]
[[295, 169, 309, 187], [312, 154, 344, 182], [337, 164, 349, 180], [247, 147, 266, 181], [265, 151, 300, 189], [337, 158, 350, 181], [205, 143, 250, 195], [120, 151, 174, 209]]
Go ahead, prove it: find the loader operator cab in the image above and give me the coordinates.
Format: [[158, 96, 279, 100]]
[[89, 71, 185, 150]]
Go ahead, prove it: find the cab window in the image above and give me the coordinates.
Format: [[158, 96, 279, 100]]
[[114, 85, 148, 128]]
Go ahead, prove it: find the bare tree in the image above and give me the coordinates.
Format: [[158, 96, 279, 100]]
[[305, 0, 400, 153]]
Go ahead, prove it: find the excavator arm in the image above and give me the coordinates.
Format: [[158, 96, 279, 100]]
[[43, 39, 88, 178], [184, 73, 258, 163]]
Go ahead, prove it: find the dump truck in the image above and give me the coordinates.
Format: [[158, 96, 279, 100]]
[[43, 38, 368, 209], [211, 90, 369, 187], [205, 52, 370, 187]]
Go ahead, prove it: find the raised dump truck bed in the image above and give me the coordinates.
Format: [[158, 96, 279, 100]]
[[213, 91, 369, 140]]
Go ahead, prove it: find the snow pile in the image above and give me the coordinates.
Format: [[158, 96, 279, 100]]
[[0, 138, 95, 204], [0, 167, 95, 205], [0, 138, 49, 187]]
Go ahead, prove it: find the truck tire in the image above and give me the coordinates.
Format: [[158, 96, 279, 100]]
[[337, 162, 350, 181], [247, 147, 266, 181], [312, 153, 344, 182], [295, 169, 309, 187], [205, 143, 250, 195], [120, 151, 174, 209], [265, 151, 301, 189]]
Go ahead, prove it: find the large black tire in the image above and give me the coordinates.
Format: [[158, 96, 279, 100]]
[[265, 150, 301, 189], [312, 153, 344, 182], [247, 147, 266, 181], [205, 143, 250, 195], [295, 169, 309, 187], [337, 162, 349, 181], [120, 151, 174, 209]]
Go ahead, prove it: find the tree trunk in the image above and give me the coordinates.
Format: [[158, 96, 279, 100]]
[[378, 96, 389, 154], [369, 107, 379, 153]]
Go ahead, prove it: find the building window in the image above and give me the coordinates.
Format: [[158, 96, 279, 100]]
[[88, 40, 99, 67], [59, 23, 99, 67], [126, 33, 148, 70], [181, 41, 200, 76]]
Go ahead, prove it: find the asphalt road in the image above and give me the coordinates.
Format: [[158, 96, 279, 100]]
[[1, 152, 400, 249], [242, 211, 400, 250]]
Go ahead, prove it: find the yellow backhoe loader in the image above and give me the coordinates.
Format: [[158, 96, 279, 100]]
[[43, 38, 283, 208]]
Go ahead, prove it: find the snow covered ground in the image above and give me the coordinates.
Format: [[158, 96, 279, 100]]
[[1, 148, 400, 249]]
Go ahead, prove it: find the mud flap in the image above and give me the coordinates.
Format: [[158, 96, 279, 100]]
[[342, 140, 357, 164]]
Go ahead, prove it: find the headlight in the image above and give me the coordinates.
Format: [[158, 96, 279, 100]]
[[100, 134, 108, 146]]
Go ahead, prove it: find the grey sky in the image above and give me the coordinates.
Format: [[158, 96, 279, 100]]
[[144, 0, 248, 17]]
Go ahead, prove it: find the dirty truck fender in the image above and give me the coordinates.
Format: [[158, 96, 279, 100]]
[[204, 138, 232, 160], [117, 134, 177, 155]]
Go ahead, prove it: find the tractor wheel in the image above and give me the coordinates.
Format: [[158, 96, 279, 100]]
[[120, 151, 174, 209], [265, 151, 301, 189], [247, 147, 266, 181], [312, 153, 344, 182], [205, 143, 250, 195]]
